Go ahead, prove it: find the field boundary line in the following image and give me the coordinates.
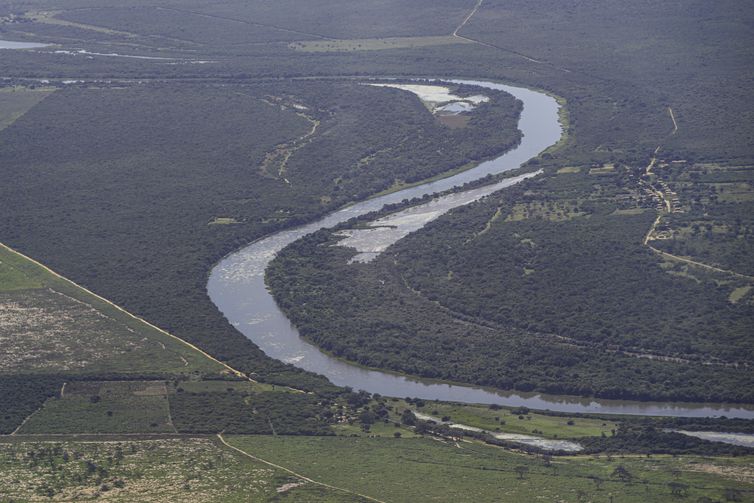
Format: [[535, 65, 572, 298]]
[[0, 242, 247, 380], [217, 434, 387, 503], [668, 107, 678, 134], [10, 407, 43, 436], [453, 0, 483, 38], [157, 6, 334, 41]]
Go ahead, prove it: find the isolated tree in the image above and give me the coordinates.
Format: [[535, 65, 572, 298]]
[[514, 466, 529, 480], [669, 481, 688, 497], [612, 465, 634, 483], [724, 488, 743, 502], [401, 409, 416, 426], [542, 454, 552, 467]]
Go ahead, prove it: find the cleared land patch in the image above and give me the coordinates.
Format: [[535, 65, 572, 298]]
[[228, 436, 754, 503], [289, 35, 468, 52], [0, 437, 357, 502], [403, 401, 615, 439], [17, 381, 174, 434], [0, 86, 54, 131], [0, 244, 225, 376]]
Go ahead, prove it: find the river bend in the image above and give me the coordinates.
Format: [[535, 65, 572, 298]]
[[208, 79, 754, 419]]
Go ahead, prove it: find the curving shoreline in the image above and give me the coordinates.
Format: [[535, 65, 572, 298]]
[[208, 79, 754, 418]]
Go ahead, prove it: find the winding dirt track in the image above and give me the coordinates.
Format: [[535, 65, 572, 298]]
[[217, 434, 387, 503], [452, 0, 483, 37], [641, 110, 754, 281]]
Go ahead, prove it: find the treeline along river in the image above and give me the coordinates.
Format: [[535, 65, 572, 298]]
[[208, 79, 754, 419]]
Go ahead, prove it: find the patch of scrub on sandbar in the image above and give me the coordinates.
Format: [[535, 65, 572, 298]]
[[366, 83, 489, 114], [335, 171, 541, 263]]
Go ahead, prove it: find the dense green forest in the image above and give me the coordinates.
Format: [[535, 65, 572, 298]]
[[0, 376, 63, 433], [169, 389, 334, 435], [1, 2, 753, 499], [0, 79, 520, 393], [268, 166, 754, 402], [0, 0, 751, 405]]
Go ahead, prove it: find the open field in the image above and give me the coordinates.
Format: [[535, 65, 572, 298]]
[[400, 400, 616, 439], [54, 0, 477, 41], [18, 381, 175, 434], [228, 435, 754, 503], [0, 86, 54, 131], [0, 244, 226, 377], [0, 437, 362, 502], [290, 36, 468, 52]]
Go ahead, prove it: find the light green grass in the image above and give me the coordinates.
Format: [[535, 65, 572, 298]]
[[228, 435, 754, 503], [0, 86, 54, 131], [504, 200, 586, 222], [556, 166, 581, 174], [173, 379, 280, 394], [208, 217, 241, 225], [333, 420, 420, 439], [0, 258, 42, 291], [289, 35, 468, 52], [0, 437, 361, 502], [0, 243, 226, 376], [589, 165, 616, 175], [729, 285, 752, 304], [19, 381, 175, 434], [404, 401, 616, 439], [612, 208, 648, 215]]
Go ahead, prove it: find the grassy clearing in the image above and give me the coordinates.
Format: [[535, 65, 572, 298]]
[[208, 217, 241, 225], [172, 380, 280, 394], [289, 35, 468, 52], [612, 207, 648, 215], [403, 401, 616, 439], [556, 166, 581, 174], [0, 257, 42, 291], [0, 86, 54, 131], [26, 10, 138, 37], [333, 420, 420, 439], [0, 437, 359, 502], [227, 435, 754, 503], [0, 244, 226, 376], [503, 200, 587, 222], [589, 164, 616, 175], [729, 286, 752, 304], [18, 381, 175, 434]]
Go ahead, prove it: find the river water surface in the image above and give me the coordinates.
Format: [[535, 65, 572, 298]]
[[0, 40, 49, 49], [208, 79, 754, 419]]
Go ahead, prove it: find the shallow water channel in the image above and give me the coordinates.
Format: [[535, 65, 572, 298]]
[[0, 39, 49, 49], [208, 79, 754, 419]]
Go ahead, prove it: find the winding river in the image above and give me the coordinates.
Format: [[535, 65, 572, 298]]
[[208, 79, 754, 419]]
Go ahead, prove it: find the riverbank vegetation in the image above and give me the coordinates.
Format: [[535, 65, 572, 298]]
[[227, 435, 754, 503], [268, 165, 753, 402], [0, 79, 519, 394], [2, 0, 753, 498]]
